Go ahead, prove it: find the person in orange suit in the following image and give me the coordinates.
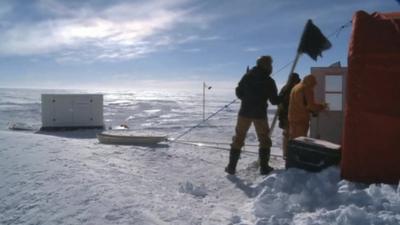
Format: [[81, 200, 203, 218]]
[[277, 72, 301, 159], [288, 74, 327, 139]]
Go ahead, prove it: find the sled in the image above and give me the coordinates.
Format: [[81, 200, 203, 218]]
[[97, 130, 168, 145]]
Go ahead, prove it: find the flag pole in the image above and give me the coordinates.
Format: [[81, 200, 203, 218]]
[[269, 19, 332, 137], [268, 19, 316, 137], [203, 82, 206, 121], [268, 52, 301, 137]]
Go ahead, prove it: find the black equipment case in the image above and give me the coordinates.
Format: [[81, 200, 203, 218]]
[[286, 136, 341, 172]]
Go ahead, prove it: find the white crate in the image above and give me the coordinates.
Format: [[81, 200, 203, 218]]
[[41, 94, 104, 130]]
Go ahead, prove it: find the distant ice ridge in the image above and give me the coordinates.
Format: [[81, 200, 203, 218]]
[[253, 167, 400, 225]]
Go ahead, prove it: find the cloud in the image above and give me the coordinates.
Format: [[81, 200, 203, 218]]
[[0, 1, 13, 17], [183, 48, 202, 53], [0, 0, 216, 61], [176, 35, 222, 44], [244, 47, 261, 52]]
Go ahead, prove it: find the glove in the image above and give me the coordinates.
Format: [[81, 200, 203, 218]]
[[322, 102, 330, 110]]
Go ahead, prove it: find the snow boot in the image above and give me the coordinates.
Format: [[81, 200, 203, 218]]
[[259, 148, 274, 175], [225, 148, 240, 175]]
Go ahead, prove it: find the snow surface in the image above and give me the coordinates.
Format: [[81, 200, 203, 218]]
[[0, 88, 399, 225]]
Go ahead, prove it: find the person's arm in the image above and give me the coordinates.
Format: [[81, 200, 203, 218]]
[[235, 74, 247, 99], [269, 80, 280, 105], [278, 86, 286, 98], [304, 88, 325, 112]]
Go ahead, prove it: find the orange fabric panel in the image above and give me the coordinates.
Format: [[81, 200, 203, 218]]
[[342, 11, 400, 184]]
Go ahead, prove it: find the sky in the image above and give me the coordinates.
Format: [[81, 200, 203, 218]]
[[0, 0, 398, 91]]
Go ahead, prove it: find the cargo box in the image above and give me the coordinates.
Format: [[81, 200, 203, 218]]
[[41, 94, 104, 130], [286, 137, 341, 172]]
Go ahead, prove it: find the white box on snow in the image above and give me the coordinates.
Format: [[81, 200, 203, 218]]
[[41, 94, 104, 130]]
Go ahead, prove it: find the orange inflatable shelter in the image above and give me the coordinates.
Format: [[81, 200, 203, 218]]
[[342, 11, 400, 184]]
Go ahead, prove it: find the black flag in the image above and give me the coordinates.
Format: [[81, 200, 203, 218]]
[[297, 20, 332, 61]]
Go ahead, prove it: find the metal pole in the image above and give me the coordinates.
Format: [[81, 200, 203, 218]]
[[269, 52, 301, 137], [203, 82, 205, 121]]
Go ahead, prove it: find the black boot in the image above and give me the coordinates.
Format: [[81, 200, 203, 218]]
[[225, 148, 240, 175], [259, 148, 274, 175]]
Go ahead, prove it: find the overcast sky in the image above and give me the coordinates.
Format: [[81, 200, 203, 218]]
[[0, 0, 398, 90]]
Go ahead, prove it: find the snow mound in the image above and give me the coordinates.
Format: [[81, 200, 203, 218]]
[[253, 167, 400, 225], [179, 181, 208, 198]]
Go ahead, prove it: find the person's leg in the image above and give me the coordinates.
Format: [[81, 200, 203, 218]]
[[226, 116, 252, 175], [282, 127, 289, 159], [231, 116, 252, 149], [253, 118, 273, 175], [253, 118, 271, 149]]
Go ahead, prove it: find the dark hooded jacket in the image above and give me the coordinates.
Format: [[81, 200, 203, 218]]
[[277, 85, 294, 128], [277, 73, 300, 129], [235, 66, 280, 119]]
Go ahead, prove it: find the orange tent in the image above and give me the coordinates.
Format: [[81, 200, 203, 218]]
[[342, 11, 400, 184]]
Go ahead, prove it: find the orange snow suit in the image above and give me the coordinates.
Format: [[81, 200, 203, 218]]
[[288, 74, 325, 139]]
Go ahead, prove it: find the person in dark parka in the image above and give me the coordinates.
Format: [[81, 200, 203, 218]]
[[277, 72, 301, 159], [225, 55, 280, 175]]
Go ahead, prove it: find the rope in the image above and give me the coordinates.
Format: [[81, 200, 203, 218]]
[[173, 139, 260, 147], [271, 60, 294, 77], [169, 20, 352, 150], [269, 20, 352, 135], [171, 139, 283, 159], [170, 99, 237, 142], [328, 20, 352, 38]]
